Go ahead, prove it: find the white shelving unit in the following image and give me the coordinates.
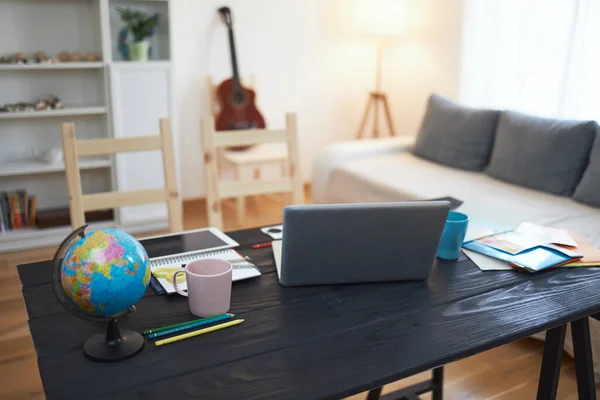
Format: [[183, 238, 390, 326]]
[[0, 158, 111, 177], [0, 0, 175, 252], [0, 107, 108, 120], [0, 62, 105, 70]]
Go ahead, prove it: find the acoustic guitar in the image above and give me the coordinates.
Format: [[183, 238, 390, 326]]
[[216, 7, 265, 150]]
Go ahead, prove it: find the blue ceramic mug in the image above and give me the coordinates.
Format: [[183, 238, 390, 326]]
[[437, 211, 469, 260]]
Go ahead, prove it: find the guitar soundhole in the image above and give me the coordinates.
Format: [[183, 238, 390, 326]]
[[232, 91, 245, 105], [227, 90, 246, 106]]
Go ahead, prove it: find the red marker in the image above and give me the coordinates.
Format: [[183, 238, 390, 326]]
[[252, 242, 272, 249]]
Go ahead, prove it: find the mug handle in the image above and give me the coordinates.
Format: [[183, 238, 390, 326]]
[[172, 269, 188, 297]]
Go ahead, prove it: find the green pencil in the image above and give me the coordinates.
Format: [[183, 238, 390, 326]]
[[143, 313, 233, 336]]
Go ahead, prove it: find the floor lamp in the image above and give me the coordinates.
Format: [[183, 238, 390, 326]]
[[355, 0, 405, 139]]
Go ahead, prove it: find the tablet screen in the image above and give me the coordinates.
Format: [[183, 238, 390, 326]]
[[141, 230, 230, 259]]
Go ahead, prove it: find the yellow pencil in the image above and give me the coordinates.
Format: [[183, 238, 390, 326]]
[[154, 319, 245, 347]]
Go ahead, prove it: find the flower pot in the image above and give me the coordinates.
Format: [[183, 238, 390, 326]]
[[128, 41, 150, 61]]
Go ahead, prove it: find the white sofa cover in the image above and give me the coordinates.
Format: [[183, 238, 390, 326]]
[[312, 136, 600, 378]]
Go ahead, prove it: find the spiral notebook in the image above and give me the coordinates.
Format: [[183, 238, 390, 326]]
[[150, 248, 261, 294]]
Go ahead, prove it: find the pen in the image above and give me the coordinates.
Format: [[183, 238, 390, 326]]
[[252, 242, 272, 249]]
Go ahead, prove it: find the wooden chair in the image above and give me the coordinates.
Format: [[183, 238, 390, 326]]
[[201, 113, 303, 230], [61, 119, 183, 232], [207, 76, 289, 224]]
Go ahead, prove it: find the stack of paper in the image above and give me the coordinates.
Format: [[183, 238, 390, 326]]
[[463, 222, 600, 272]]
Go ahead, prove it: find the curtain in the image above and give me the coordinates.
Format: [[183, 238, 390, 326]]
[[459, 0, 600, 121]]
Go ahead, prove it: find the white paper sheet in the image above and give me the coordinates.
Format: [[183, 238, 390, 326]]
[[462, 249, 513, 271]]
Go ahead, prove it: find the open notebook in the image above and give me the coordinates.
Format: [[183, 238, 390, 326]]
[[150, 248, 261, 294]]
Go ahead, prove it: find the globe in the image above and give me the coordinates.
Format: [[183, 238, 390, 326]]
[[61, 228, 150, 317], [52, 225, 150, 362]]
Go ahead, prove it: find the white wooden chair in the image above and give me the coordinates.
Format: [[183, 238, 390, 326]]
[[61, 119, 183, 232], [207, 76, 288, 224], [201, 113, 303, 230]]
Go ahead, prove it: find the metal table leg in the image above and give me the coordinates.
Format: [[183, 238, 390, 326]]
[[432, 366, 444, 400], [572, 317, 597, 400], [365, 366, 444, 400], [537, 324, 567, 400], [366, 387, 383, 400]]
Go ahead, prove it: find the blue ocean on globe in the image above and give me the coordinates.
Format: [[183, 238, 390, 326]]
[[61, 228, 150, 316]]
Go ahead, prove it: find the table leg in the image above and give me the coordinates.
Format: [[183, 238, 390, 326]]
[[432, 366, 444, 400], [572, 317, 597, 400], [537, 324, 567, 400], [366, 387, 382, 400]]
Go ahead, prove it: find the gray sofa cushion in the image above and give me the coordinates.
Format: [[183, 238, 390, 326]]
[[574, 131, 600, 206], [486, 111, 597, 196], [413, 94, 499, 171]]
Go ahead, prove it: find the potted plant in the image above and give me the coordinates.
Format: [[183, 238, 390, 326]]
[[117, 8, 159, 62]]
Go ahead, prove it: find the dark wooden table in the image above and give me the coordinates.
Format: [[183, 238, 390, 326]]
[[18, 227, 600, 400]]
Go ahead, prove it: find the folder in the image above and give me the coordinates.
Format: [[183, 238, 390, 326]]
[[559, 231, 600, 267], [463, 241, 582, 272]]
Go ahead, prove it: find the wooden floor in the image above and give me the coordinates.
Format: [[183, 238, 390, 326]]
[[0, 192, 590, 399]]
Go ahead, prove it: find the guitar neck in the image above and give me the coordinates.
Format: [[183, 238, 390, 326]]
[[227, 27, 242, 91]]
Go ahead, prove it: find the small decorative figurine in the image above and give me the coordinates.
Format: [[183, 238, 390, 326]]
[[34, 51, 46, 63], [70, 52, 82, 62], [15, 52, 27, 64], [59, 51, 70, 62], [46, 95, 64, 109], [34, 100, 49, 111]]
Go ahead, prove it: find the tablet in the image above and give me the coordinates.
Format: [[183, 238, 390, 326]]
[[139, 228, 239, 261]]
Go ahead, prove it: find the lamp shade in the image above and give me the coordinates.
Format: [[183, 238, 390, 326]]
[[355, 0, 407, 37]]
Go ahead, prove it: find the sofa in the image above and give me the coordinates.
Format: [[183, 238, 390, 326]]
[[312, 94, 600, 378]]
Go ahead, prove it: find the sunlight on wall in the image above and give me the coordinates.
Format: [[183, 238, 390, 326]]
[[171, 0, 463, 198]]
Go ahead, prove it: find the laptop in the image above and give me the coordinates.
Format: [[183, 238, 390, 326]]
[[273, 202, 450, 286]]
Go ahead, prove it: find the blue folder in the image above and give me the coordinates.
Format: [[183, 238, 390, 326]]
[[463, 241, 579, 272]]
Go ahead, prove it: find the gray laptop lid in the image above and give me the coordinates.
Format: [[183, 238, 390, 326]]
[[278, 201, 450, 286]]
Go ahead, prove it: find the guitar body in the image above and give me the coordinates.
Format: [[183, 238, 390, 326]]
[[215, 78, 266, 133]]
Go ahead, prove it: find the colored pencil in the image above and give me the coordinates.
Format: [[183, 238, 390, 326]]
[[148, 314, 234, 339], [155, 319, 245, 347], [143, 313, 231, 336]]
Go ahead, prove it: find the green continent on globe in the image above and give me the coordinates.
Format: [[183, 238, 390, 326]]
[[61, 228, 150, 316]]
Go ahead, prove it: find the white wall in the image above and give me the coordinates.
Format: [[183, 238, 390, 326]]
[[171, 0, 463, 199]]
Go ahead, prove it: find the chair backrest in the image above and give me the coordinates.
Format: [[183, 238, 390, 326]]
[[201, 113, 303, 230], [61, 119, 183, 232]]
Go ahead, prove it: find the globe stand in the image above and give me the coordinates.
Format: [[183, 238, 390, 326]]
[[83, 318, 144, 362]]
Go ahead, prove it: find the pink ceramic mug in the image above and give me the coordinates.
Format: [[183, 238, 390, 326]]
[[172, 258, 232, 317]]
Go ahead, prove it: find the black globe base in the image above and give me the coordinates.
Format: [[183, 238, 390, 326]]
[[83, 318, 144, 362]]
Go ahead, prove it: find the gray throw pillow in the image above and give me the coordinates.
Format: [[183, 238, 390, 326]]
[[413, 94, 500, 171], [574, 131, 600, 207], [486, 111, 597, 196]]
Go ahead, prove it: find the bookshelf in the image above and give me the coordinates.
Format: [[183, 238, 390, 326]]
[[0, 0, 175, 251]]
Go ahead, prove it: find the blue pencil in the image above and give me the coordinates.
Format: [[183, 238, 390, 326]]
[[148, 314, 234, 339]]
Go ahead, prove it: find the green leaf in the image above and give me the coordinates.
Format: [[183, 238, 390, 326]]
[[117, 8, 159, 42]]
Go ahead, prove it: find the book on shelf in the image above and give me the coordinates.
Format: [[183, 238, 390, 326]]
[[28, 195, 37, 227], [18, 189, 27, 228], [0, 190, 38, 232], [0, 193, 7, 232], [8, 192, 22, 229]]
